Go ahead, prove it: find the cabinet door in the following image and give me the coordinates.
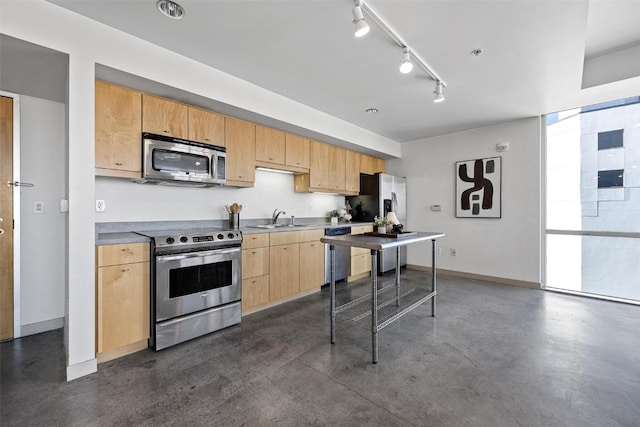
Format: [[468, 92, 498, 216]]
[[97, 261, 150, 353], [329, 146, 346, 192], [142, 94, 188, 139], [97, 242, 149, 267], [285, 133, 310, 169], [188, 106, 225, 146], [95, 81, 142, 177], [360, 154, 386, 175], [345, 149, 361, 194], [299, 241, 325, 292], [269, 244, 300, 301], [225, 117, 256, 186], [309, 140, 331, 189], [242, 275, 269, 311], [242, 247, 270, 279], [242, 233, 269, 249], [255, 125, 285, 165], [351, 253, 371, 276]]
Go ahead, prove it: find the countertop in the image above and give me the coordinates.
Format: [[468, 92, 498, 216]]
[[96, 222, 370, 245]]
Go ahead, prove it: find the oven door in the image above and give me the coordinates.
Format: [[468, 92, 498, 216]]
[[155, 247, 241, 322]]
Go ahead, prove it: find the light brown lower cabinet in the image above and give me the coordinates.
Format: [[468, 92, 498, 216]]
[[241, 229, 324, 314], [96, 242, 150, 363], [349, 225, 373, 280]]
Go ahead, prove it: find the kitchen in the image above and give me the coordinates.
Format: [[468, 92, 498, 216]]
[[2, 1, 640, 425]]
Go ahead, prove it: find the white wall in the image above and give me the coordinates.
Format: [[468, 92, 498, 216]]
[[387, 117, 542, 285], [96, 170, 345, 223], [19, 96, 67, 334]]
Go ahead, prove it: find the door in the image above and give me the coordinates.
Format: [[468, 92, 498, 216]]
[[0, 95, 14, 340]]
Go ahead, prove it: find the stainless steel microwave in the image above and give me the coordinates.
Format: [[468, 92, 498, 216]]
[[135, 133, 226, 187]]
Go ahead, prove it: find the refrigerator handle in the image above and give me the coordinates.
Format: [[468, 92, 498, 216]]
[[391, 191, 398, 212]]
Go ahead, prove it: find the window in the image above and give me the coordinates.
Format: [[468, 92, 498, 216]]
[[598, 129, 623, 150], [598, 169, 624, 188]]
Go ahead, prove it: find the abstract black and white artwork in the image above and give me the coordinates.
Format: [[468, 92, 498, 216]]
[[455, 157, 502, 218]]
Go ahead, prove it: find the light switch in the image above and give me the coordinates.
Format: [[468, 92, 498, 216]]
[[430, 204, 442, 211], [33, 201, 45, 214]]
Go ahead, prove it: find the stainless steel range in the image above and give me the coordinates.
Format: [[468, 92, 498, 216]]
[[139, 228, 242, 350]]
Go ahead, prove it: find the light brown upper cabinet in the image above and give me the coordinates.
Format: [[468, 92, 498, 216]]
[[345, 149, 361, 195], [360, 153, 386, 175], [225, 117, 256, 187], [142, 94, 188, 139], [328, 145, 346, 192], [308, 140, 332, 189], [188, 106, 225, 146], [95, 81, 142, 178], [285, 133, 310, 171], [255, 125, 286, 165], [295, 140, 347, 194]]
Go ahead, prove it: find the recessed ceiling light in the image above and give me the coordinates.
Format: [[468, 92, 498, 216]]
[[471, 48, 483, 56], [365, 108, 379, 114], [157, 0, 185, 19]]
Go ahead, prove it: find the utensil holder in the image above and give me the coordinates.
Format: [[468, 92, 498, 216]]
[[229, 213, 240, 230]]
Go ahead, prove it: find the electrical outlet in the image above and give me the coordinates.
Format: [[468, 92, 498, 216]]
[[33, 201, 45, 214], [450, 249, 457, 256], [96, 200, 106, 212], [437, 247, 442, 255]]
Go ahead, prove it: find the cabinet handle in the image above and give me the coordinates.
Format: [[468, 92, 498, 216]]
[[163, 130, 169, 133], [252, 251, 257, 254], [115, 162, 123, 166], [121, 268, 130, 272], [121, 248, 130, 252], [205, 138, 211, 141]]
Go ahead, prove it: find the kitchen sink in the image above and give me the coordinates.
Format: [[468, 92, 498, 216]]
[[248, 224, 286, 229]]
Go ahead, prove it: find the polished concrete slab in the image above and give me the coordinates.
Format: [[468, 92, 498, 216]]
[[2, 271, 640, 426]]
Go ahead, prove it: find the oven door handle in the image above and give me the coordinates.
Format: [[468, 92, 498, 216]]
[[156, 247, 240, 262]]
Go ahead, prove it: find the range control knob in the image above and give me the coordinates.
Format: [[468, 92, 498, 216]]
[[166, 237, 175, 244], [228, 233, 235, 239], [217, 234, 224, 240], [180, 236, 189, 243]]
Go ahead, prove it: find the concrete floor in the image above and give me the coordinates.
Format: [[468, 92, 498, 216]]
[[2, 271, 640, 426]]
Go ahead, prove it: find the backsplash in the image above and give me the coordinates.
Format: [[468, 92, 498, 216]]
[[95, 169, 346, 223]]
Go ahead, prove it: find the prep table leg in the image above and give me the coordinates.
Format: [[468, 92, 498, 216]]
[[431, 239, 437, 317], [330, 244, 336, 344], [395, 247, 401, 307], [371, 249, 379, 363]]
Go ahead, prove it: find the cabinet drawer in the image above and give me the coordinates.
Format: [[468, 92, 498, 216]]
[[242, 275, 270, 311], [269, 230, 300, 246], [351, 225, 373, 235], [351, 253, 371, 276], [351, 246, 370, 256], [242, 233, 269, 249], [97, 243, 150, 267], [298, 228, 324, 242], [242, 247, 270, 278]]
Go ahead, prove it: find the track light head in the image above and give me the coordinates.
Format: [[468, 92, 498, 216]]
[[399, 48, 413, 74], [433, 81, 445, 103], [352, 2, 370, 37]]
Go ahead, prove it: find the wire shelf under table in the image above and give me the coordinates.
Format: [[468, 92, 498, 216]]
[[335, 286, 435, 331]]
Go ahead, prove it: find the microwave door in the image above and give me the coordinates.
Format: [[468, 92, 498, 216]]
[[152, 149, 209, 177]]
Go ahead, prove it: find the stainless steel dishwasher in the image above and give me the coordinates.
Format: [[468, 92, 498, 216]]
[[324, 226, 351, 284]]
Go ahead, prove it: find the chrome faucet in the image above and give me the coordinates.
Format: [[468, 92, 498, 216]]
[[272, 209, 286, 224], [290, 215, 295, 226]]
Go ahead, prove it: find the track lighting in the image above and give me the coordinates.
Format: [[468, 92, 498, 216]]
[[399, 48, 413, 74], [350, 0, 447, 105], [433, 81, 445, 103], [352, 1, 370, 38]]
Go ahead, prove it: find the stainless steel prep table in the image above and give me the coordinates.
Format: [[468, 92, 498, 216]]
[[321, 232, 445, 363]]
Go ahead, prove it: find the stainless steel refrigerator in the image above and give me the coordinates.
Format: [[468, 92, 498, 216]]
[[346, 173, 407, 273]]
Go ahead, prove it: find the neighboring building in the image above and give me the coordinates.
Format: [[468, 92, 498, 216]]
[[546, 97, 640, 300]]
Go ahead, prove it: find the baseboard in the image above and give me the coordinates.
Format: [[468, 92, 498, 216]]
[[242, 287, 320, 316], [97, 340, 148, 364], [406, 264, 540, 289], [66, 358, 97, 381], [21, 317, 64, 337]]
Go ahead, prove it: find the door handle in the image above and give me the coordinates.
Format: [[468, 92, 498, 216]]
[[7, 180, 35, 188]]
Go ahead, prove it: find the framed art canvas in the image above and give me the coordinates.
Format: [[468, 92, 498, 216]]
[[455, 156, 501, 218]]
